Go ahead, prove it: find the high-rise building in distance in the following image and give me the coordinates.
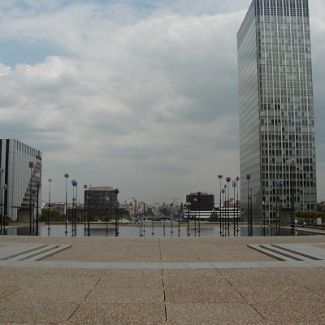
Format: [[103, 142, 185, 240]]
[[237, 0, 317, 224], [0, 139, 42, 221]]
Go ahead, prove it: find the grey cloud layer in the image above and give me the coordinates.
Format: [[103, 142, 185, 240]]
[[0, 0, 324, 202]]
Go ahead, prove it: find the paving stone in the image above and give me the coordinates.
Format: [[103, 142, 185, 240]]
[[100, 269, 162, 288], [85, 287, 164, 304], [0, 296, 78, 323], [69, 303, 166, 324], [166, 303, 263, 324]]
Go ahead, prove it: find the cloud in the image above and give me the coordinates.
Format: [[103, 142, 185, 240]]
[[0, 0, 324, 203]]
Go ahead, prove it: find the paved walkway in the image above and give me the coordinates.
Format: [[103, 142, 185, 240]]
[[0, 236, 324, 324]]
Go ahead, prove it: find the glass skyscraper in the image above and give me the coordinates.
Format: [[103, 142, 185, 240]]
[[237, 0, 317, 225]]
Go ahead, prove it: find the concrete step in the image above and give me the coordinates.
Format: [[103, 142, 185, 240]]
[[1, 244, 50, 260], [271, 244, 324, 261], [9, 244, 71, 261], [247, 244, 290, 261], [259, 244, 305, 261]]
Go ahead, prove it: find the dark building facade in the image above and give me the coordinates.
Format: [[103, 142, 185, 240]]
[[186, 192, 215, 211], [237, 0, 317, 224], [84, 186, 119, 219]]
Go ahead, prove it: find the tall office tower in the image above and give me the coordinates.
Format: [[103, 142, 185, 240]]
[[237, 0, 317, 224], [0, 139, 42, 221]]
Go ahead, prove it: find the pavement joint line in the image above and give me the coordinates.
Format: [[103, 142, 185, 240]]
[[0, 259, 324, 270]]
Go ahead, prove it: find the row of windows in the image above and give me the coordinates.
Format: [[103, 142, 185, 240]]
[[261, 141, 313, 149], [261, 164, 315, 172], [262, 181, 315, 188], [255, 0, 309, 17], [260, 110, 314, 119], [260, 96, 313, 105], [261, 119, 313, 127], [261, 156, 315, 164], [258, 20, 310, 31], [261, 134, 314, 142], [261, 149, 314, 156]]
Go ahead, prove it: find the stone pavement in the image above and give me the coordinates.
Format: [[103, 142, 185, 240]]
[[0, 236, 324, 324]]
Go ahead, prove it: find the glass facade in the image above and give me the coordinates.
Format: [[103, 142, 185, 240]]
[[237, 0, 317, 224]]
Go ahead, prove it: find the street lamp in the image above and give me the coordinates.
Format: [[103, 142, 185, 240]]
[[221, 188, 225, 236], [218, 175, 223, 237], [35, 172, 41, 236], [29, 162, 34, 236], [170, 203, 173, 236], [114, 189, 120, 237], [104, 195, 110, 237], [197, 192, 201, 237], [287, 159, 296, 231], [235, 176, 240, 236], [0, 168, 5, 235], [184, 202, 191, 237], [246, 174, 252, 236], [178, 203, 182, 237], [193, 197, 197, 237], [225, 178, 231, 237], [275, 178, 283, 235], [71, 179, 78, 236], [232, 180, 237, 237], [64, 173, 69, 236], [48, 178, 52, 236]]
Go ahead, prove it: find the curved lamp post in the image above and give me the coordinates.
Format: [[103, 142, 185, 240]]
[[235, 176, 240, 236], [28, 162, 34, 236], [0, 168, 5, 235], [71, 179, 78, 237], [246, 174, 252, 236], [225, 178, 231, 237], [47, 178, 52, 236], [104, 195, 110, 237], [218, 175, 223, 237], [64, 173, 69, 236], [184, 202, 191, 237], [35, 172, 41, 236], [114, 189, 120, 237]]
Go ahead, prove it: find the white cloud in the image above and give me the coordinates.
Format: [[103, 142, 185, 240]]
[[0, 0, 324, 203]]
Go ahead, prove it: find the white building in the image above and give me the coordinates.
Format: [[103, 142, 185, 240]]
[[0, 139, 42, 221]]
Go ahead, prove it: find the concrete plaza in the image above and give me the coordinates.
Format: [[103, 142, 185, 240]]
[[0, 235, 324, 324]]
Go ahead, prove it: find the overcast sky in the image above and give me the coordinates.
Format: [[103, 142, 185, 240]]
[[0, 0, 324, 204]]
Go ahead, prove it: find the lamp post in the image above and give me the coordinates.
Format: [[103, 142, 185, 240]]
[[221, 188, 225, 236], [225, 178, 231, 237], [29, 162, 34, 236], [184, 202, 191, 237], [104, 195, 110, 237], [35, 173, 41, 236], [275, 178, 283, 235], [0, 168, 5, 236], [178, 203, 182, 237], [193, 197, 197, 237], [48, 178, 52, 236], [71, 179, 78, 237], [114, 189, 120, 237], [235, 176, 240, 236], [287, 159, 296, 231], [232, 180, 236, 237], [218, 175, 223, 237], [170, 203, 173, 237], [246, 174, 252, 236], [64, 173, 69, 236], [197, 192, 201, 237], [83, 185, 88, 236]]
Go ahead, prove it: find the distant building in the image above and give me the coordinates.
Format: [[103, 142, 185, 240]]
[[0, 139, 42, 221], [186, 192, 214, 211], [84, 186, 119, 219]]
